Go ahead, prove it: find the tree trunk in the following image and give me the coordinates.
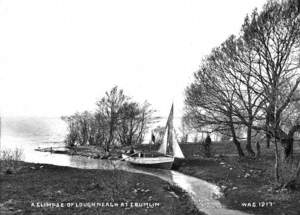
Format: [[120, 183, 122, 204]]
[[229, 111, 245, 157], [233, 137, 245, 157], [230, 124, 245, 157], [282, 138, 294, 160], [282, 161, 300, 190], [256, 141, 261, 158], [274, 140, 280, 183], [246, 126, 255, 157], [265, 105, 274, 148], [280, 125, 300, 189], [107, 127, 113, 152], [235, 139, 244, 157], [279, 125, 300, 160], [266, 132, 271, 148]]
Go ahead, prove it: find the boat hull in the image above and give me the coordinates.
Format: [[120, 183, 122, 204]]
[[129, 160, 174, 169], [172, 157, 185, 170], [122, 154, 174, 170]]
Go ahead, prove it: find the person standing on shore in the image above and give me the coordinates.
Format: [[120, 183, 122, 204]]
[[204, 134, 211, 157]]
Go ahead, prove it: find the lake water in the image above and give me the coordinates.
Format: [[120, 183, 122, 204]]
[[0, 117, 249, 215]]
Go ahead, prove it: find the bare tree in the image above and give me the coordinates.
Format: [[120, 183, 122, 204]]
[[184, 54, 246, 157], [185, 0, 300, 160], [135, 102, 159, 144], [117, 101, 156, 146], [63, 86, 157, 152], [62, 111, 95, 146], [208, 36, 265, 156], [96, 86, 127, 152], [242, 0, 300, 159]]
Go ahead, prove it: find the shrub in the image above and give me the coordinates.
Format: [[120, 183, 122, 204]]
[[0, 148, 24, 173]]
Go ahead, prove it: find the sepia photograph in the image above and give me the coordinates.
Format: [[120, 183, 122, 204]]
[[0, 0, 300, 214]]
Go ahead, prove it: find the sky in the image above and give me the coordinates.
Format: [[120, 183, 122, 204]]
[[0, 0, 266, 119]]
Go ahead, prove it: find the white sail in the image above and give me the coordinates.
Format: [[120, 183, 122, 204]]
[[158, 127, 168, 155], [171, 128, 185, 158], [122, 104, 184, 169], [157, 104, 184, 158], [158, 104, 173, 155]]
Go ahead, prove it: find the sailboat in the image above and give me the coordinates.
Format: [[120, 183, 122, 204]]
[[122, 104, 185, 169]]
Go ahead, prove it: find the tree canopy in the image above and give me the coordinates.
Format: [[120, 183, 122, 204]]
[[62, 86, 157, 151], [185, 0, 300, 158]]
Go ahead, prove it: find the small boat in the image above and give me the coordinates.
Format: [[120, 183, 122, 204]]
[[122, 104, 185, 169], [122, 153, 175, 169]]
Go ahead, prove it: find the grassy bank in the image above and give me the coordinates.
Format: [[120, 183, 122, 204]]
[[177, 155, 300, 215], [0, 161, 203, 215], [32, 141, 300, 214]]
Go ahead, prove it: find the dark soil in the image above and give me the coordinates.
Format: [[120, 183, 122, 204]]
[[0, 161, 204, 215]]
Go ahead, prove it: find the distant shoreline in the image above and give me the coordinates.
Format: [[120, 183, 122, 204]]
[[35, 145, 127, 160]]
